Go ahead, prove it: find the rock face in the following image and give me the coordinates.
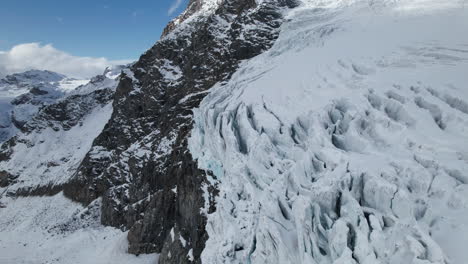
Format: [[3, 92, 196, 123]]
[[61, 0, 296, 262], [161, 0, 205, 37]]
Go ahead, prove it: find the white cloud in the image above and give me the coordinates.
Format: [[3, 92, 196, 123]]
[[0, 43, 133, 79], [168, 0, 183, 15]]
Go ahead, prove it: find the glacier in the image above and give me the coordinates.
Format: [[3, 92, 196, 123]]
[[189, 0, 468, 263]]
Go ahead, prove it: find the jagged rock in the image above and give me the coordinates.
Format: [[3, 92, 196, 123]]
[[0, 170, 14, 187]]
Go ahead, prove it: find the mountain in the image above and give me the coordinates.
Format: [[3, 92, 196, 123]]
[[0, 70, 89, 142], [0, 70, 67, 90], [1, 0, 468, 264]]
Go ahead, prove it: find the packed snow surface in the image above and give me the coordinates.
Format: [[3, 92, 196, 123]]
[[190, 0, 468, 263], [0, 193, 158, 264]]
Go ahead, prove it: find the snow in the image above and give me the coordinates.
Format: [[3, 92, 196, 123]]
[[189, 0, 468, 263], [0, 193, 158, 264], [187, 249, 194, 262], [170, 227, 175, 242], [159, 59, 183, 81], [57, 78, 90, 92], [71, 66, 123, 95], [1, 0, 467, 263], [179, 234, 187, 247], [198, 0, 221, 14]]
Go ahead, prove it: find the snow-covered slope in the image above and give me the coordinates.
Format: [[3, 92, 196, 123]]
[[189, 0, 468, 263], [0, 194, 157, 264]]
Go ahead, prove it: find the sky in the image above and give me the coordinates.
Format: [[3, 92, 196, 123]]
[[0, 0, 189, 78]]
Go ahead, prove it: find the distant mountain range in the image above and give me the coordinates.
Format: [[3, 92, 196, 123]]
[[0, 68, 121, 142]]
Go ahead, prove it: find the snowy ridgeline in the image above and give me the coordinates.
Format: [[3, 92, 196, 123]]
[[189, 1, 468, 263]]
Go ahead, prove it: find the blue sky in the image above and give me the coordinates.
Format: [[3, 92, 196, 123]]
[[0, 0, 189, 61]]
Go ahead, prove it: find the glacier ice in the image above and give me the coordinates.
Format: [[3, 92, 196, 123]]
[[189, 0, 468, 263]]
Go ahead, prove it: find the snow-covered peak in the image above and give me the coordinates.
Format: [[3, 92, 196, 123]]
[[1, 70, 66, 85], [161, 0, 222, 38]]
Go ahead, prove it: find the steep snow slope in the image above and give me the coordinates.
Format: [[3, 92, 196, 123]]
[[190, 0, 468, 263]]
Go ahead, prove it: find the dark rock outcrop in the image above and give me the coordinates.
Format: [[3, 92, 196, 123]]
[[0, 170, 15, 187]]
